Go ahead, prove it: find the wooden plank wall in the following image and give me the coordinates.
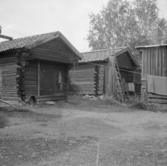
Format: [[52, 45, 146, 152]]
[[141, 46, 167, 103], [142, 47, 167, 77]]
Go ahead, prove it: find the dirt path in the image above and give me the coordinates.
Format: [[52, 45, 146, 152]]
[[1, 101, 167, 166]]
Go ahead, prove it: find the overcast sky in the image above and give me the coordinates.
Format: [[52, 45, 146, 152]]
[[0, 0, 167, 52]]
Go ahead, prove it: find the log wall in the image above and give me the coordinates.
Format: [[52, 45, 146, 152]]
[[0, 53, 21, 101], [24, 60, 68, 102], [69, 63, 105, 95]]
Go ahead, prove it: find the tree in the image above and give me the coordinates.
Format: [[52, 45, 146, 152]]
[[87, 0, 167, 50]]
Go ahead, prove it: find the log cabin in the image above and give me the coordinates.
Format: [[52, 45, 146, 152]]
[[136, 44, 167, 105], [0, 31, 82, 103], [69, 47, 140, 98]]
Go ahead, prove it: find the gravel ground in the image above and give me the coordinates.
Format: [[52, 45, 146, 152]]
[[0, 97, 167, 165]]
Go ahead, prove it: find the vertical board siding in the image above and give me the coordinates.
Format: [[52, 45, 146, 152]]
[[142, 47, 167, 77], [141, 46, 167, 103]]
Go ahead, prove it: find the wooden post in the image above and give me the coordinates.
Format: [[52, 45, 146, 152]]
[[37, 61, 40, 96], [106, 41, 112, 96], [112, 45, 116, 97]]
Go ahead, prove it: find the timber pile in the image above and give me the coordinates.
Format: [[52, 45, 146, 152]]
[[1, 65, 21, 101]]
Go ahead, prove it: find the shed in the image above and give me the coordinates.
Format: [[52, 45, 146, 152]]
[[69, 47, 140, 97], [0, 31, 82, 103], [136, 44, 167, 105]]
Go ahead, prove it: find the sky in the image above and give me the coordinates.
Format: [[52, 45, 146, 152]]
[[0, 0, 167, 52]]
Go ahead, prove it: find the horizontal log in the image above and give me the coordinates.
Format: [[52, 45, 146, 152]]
[[2, 97, 21, 101], [148, 93, 167, 99], [70, 81, 95, 85], [0, 57, 16, 64], [37, 93, 65, 98], [25, 67, 37, 72], [70, 78, 95, 82], [35, 47, 74, 60], [2, 73, 18, 77], [2, 93, 20, 97], [71, 65, 95, 70], [148, 98, 167, 104], [25, 76, 37, 80], [34, 52, 73, 64], [24, 71, 37, 76], [24, 80, 37, 86]]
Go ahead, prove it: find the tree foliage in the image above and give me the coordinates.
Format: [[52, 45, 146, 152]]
[[87, 0, 167, 50]]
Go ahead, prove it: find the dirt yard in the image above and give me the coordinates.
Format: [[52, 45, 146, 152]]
[[0, 96, 167, 166]]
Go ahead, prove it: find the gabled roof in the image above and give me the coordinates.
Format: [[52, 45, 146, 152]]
[[0, 31, 83, 59], [80, 47, 137, 66], [80, 47, 123, 63]]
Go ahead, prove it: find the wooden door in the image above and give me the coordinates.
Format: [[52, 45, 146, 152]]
[[40, 61, 55, 96]]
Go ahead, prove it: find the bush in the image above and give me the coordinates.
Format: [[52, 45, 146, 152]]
[[129, 100, 160, 112], [0, 113, 9, 128], [130, 101, 147, 110]]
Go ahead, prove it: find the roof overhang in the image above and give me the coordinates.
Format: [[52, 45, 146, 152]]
[[111, 47, 138, 67]]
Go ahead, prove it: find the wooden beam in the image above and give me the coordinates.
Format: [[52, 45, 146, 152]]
[[0, 34, 13, 40]]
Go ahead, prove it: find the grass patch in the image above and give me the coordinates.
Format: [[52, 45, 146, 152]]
[[67, 95, 116, 108], [0, 112, 9, 128], [0, 107, 62, 122]]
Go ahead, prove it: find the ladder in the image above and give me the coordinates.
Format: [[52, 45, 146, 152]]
[[114, 58, 126, 102]]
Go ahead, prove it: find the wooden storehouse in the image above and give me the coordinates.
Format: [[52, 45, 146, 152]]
[[69, 47, 140, 97], [0, 31, 82, 103], [136, 44, 167, 105]]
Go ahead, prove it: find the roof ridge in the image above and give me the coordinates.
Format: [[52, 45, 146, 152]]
[[0, 31, 59, 44], [82, 46, 126, 54]]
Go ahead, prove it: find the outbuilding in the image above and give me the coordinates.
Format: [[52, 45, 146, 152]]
[[69, 47, 140, 99], [136, 44, 167, 105], [0, 31, 82, 103]]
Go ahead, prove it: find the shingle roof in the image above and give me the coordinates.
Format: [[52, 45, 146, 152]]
[[0, 32, 57, 53], [0, 31, 83, 59], [80, 47, 125, 63]]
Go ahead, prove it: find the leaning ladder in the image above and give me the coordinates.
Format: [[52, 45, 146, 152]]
[[114, 58, 126, 102]]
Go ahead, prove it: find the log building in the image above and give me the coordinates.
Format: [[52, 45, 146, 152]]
[[69, 47, 140, 97], [0, 31, 82, 103]]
